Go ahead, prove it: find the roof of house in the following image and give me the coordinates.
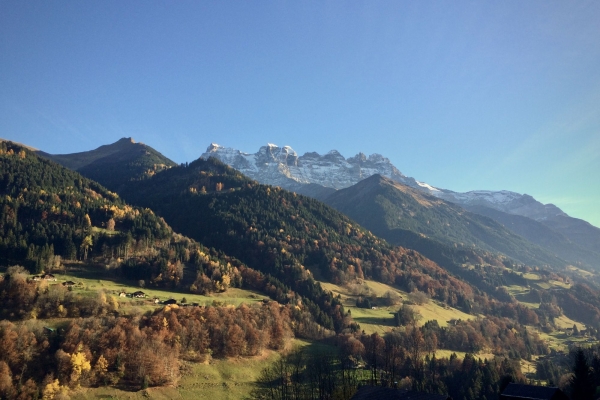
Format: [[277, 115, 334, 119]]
[[351, 386, 451, 400], [501, 383, 567, 400]]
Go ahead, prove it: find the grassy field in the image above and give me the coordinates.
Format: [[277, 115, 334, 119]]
[[567, 265, 595, 279], [321, 278, 600, 365], [70, 353, 279, 400], [320, 280, 474, 334], [71, 340, 334, 400], [501, 277, 598, 353], [41, 265, 270, 315]]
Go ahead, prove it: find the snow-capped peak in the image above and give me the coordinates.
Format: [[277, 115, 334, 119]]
[[200, 143, 416, 191], [206, 143, 223, 152], [199, 142, 567, 221]]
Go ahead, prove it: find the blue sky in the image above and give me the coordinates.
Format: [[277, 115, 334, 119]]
[[1, 1, 599, 227]]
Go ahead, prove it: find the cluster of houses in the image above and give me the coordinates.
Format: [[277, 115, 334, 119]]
[[31, 274, 79, 288], [29, 276, 207, 308], [118, 290, 149, 299], [116, 291, 205, 307], [118, 290, 168, 304], [31, 274, 57, 281]]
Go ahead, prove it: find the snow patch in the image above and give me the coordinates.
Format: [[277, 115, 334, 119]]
[[416, 181, 440, 192]]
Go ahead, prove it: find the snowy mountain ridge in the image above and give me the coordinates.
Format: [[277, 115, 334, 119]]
[[201, 143, 567, 221], [202, 143, 420, 191]]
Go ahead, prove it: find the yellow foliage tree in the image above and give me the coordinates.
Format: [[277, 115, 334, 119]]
[[92, 355, 109, 386], [80, 235, 93, 260], [57, 304, 67, 318], [221, 274, 231, 289], [108, 296, 119, 312], [42, 379, 67, 400], [70, 350, 91, 386]]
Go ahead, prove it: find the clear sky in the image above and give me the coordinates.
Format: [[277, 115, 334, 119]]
[[1, 1, 599, 227]]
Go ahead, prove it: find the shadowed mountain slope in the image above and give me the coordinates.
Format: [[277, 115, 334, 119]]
[[464, 204, 600, 270], [37, 137, 176, 192], [323, 174, 567, 269]]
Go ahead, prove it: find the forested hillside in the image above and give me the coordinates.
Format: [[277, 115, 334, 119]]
[[123, 158, 561, 328], [324, 174, 567, 269], [38, 137, 177, 193], [122, 158, 481, 318], [0, 141, 244, 295]]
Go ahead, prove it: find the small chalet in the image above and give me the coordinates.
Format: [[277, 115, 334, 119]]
[[153, 297, 160, 304], [500, 383, 568, 400], [43, 274, 57, 281], [119, 291, 127, 297], [163, 299, 177, 305], [351, 386, 451, 400], [62, 281, 76, 287], [32, 276, 41, 281], [132, 291, 146, 298]]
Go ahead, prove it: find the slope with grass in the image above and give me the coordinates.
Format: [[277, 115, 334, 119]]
[[320, 280, 474, 334]]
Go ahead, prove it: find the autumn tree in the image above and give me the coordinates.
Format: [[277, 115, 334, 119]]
[[80, 235, 93, 260], [83, 213, 92, 228], [69, 349, 91, 387], [0, 361, 15, 399]]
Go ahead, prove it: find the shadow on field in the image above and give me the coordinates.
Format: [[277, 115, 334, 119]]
[[353, 316, 395, 326]]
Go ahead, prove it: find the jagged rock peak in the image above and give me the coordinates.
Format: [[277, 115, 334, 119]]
[[199, 142, 570, 221], [199, 142, 419, 191]]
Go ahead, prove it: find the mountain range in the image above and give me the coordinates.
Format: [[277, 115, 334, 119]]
[[324, 174, 567, 268], [201, 143, 564, 221], [202, 142, 600, 271], [9, 137, 599, 273], [6, 138, 593, 399]]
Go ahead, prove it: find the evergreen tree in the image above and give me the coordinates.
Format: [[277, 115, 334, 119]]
[[570, 348, 595, 400]]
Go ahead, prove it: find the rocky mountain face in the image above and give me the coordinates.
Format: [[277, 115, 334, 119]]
[[201, 143, 565, 220], [201, 143, 420, 199]]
